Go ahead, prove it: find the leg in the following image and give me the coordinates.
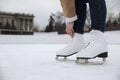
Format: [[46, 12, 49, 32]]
[[76, 0, 108, 63], [88, 0, 107, 32], [56, 0, 87, 59], [73, 0, 87, 34]]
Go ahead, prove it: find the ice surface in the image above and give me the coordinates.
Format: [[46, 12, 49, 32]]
[[0, 44, 120, 80], [0, 31, 120, 80]]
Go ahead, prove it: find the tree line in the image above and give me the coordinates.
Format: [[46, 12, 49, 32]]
[[44, 11, 120, 34]]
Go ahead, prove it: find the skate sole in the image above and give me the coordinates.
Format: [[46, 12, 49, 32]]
[[76, 52, 108, 63], [77, 52, 108, 59]]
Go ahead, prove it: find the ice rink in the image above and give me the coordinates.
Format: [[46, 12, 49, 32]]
[[0, 31, 120, 80]]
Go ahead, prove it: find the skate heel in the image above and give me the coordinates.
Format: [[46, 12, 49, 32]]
[[98, 52, 108, 58], [98, 52, 108, 61]]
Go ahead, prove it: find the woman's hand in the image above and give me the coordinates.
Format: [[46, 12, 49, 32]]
[[65, 22, 75, 37]]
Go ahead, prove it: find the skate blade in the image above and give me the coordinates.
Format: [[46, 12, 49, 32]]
[[76, 59, 88, 64], [56, 56, 67, 60], [55, 56, 68, 62], [56, 52, 78, 60], [76, 58, 106, 65]]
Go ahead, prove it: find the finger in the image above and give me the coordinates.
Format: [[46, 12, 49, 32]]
[[71, 28, 74, 33], [67, 31, 71, 37], [71, 33, 74, 38], [69, 33, 73, 37], [71, 29, 74, 37], [69, 32, 74, 38]]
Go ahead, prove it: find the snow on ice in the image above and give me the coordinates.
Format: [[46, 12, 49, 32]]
[[0, 31, 120, 80]]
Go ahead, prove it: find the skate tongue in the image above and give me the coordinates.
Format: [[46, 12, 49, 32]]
[[91, 30, 104, 35], [90, 30, 104, 39]]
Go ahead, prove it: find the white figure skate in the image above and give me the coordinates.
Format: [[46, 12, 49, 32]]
[[76, 30, 108, 63], [56, 33, 85, 59]]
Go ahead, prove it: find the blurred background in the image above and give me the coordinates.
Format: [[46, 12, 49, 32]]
[[0, 1, 120, 80], [0, 0, 120, 34]]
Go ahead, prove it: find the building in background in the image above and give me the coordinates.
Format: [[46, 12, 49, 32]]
[[0, 11, 34, 35]]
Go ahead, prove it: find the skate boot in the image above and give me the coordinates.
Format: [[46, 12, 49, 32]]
[[76, 30, 108, 63], [56, 33, 85, 59]]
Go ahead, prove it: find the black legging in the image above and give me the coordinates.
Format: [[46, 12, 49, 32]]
[[73, 0, 107, 34]]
